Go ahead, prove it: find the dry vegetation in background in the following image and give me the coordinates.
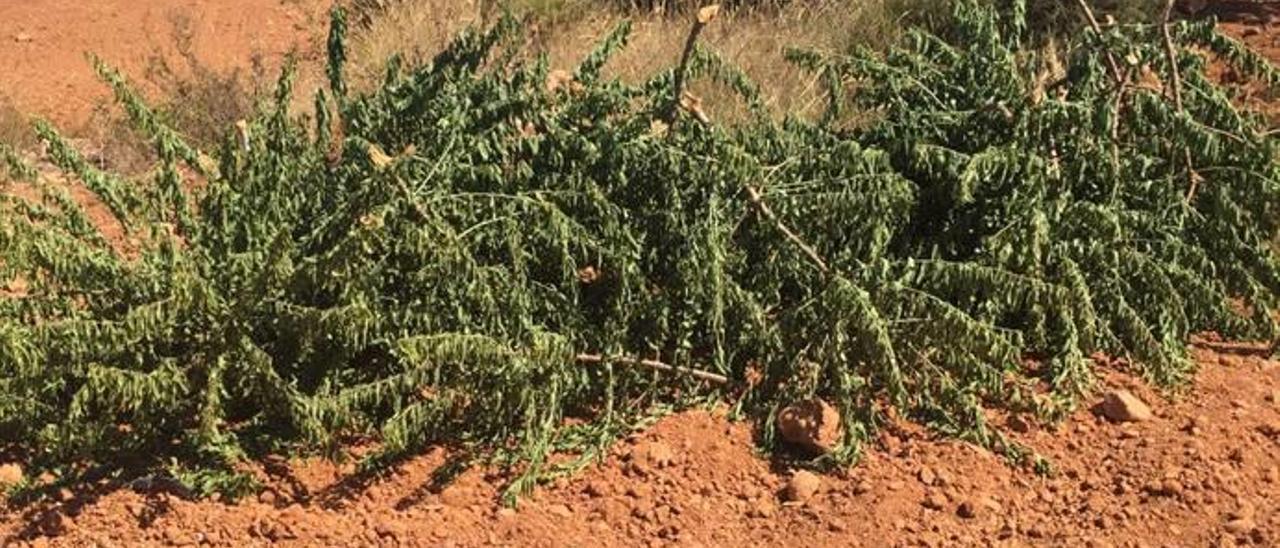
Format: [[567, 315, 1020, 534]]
[[0, 96, 35, 154], [72, 13, 275, 175], [347, 0, 936, 120]]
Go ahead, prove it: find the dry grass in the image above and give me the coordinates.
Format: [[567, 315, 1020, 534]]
[[0, 95, 35, 152], [345, 0, 488, 87], [76, 12, 273, 175], [7, 1, 933, 179], [346, 0, 934, 121]]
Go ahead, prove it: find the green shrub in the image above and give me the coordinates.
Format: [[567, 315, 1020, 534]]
[[2, 0, 1278, 501]]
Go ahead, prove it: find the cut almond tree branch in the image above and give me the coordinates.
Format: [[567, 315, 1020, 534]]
[[576, 354, 730, 385], [1076, 0, 1130, 182], [667, 4, 719, 125], [1160, 0, 1185, 111], [744, 184, 831, 275], [1160, 0, 1201, 204], [1074, 0, 1123, 86]]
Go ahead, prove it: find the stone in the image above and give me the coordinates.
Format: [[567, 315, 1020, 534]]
[[918, 467, 938, 486], [1008, 414, 1032, 433], [631, 441, 677, 474], [1224, 518, 1256, 535], [0, 463, 23, 487], [776, 399, 841, 454], [749, 499, 777, 518], [923, 492, 948, 511], [583, 480, 609, 498], [1098, 390, 1153, 422], [852, 480, 872, 495], [781, 470, 822, 503]]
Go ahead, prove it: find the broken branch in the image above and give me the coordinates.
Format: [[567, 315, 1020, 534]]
[[576, 353, 730, 385]]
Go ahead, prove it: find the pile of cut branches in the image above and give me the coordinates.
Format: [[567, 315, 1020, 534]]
[[2, 0, 1278, 500]]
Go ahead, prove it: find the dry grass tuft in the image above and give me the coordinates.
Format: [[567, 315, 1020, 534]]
[[78, 12, 272, 175], [346, 0, 488, 88], [0, 95, 35, 152]]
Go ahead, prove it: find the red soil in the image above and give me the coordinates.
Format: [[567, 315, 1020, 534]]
[[2, 2, 1279, 547], [2, 345, 1278, 547], [0, 0, 326, 130]]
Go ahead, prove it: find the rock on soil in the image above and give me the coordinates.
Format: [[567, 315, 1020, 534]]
[[922, 492, 948, 510], [1098, 389, 1154, 422], [776, 398, 841, 454], [781, 471, 821, 503], [1224, 518, 1257, 535], [0, 463, 22, 486], [629, 440, 677, 475]]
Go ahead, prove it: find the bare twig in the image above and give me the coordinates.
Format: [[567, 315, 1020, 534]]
[[1188, 339, 1272, 356], [1077, 0, 1129, 191], [1160, 0, 1201, 204], [743, 184, 831, 275], [1182, 150, 1204, 204], [1160, 0, 1185, 111], [1108, 76, 1129, 163], [668, 5, 719, 125], [1074, 0, 1123, 86], [576, 353, 730, 385]]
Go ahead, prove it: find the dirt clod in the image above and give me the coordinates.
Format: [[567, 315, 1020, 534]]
[[583, 480, 609, 498], [1098, 389, 1154, 422], [923, 492, 948, 511], [631, 440, 677, 474], [749, 499, 777, 518], [0, 463, 23, 487], [776, 399, 841, 455], [1008, 414, 1032, 433], [917, 467, 938, 486], [852, 479, 872, 495], [374, 521, 398, 539], [1224, 518, 1257, 535], [781, 471, 821, 503]]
